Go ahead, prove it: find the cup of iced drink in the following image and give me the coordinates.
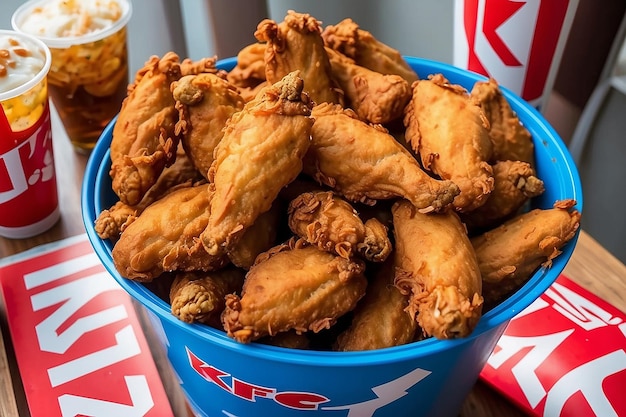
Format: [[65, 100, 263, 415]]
[[0, 30, 60, 239], [12, 0, 132, 154]]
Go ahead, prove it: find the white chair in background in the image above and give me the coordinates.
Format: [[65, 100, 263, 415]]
[[568, 12, 626, 263]]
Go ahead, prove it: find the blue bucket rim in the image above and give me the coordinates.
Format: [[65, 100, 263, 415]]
[[81, 56, 583, 367]]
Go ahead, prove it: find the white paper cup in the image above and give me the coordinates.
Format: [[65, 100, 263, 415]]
[[453, 0, 579, 109]]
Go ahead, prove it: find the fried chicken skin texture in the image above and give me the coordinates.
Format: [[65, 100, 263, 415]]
[[288, 190, 392, 262], [110, 52, 183, 206], [404, 74, 495, 212], [461, 160, 545, 231], [95, 147, 203, 240], [392, 200, 483, 339], [200, 71, 314, 256], [335, 259, 418, 351], [324, 47, 411, 124], [226, 201, 282, 270], [471, 199, 580, 307], [169, 268, 245, 328], [304, 102, 459, 213], [112, 183, 228, 282], [226, 42, 267, 97], [471, 78, 535, 165], [222, 238, 368, 343], [172, 72, 245, 178], [255, 10, 343, 105], [322, 18, 418, 84]]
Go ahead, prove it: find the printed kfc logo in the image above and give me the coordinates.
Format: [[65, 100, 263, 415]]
[[187, 347, 431, 416], [481, 275, 626, 417], [0, 235, 173, 417], [455, 0, 576, 104]]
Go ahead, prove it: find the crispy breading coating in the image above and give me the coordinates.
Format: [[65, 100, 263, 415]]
[[325, 47, 411, 124], [471, 199, 581, 307], [254, 10, 343, 105], [200, 71, 314, 256], [471, 78, 535, 165], [335, 259, 418, 351], [110, 52, 182, 206], [95, 146, 203, 240], [461, 160, 545, 231], [169, 268, 245, 328], [288, 190, 391, 262], [404, 73, 495, 212], [304, 102, 459, 213], [226, 42, 267, 93], [172, 72, 245, 178], [222, 238, 368, 343], [112, 183, 228, 282], [392, 200, 483, 339], [322, 18, 419, 84], [226, 201, 282, 270]]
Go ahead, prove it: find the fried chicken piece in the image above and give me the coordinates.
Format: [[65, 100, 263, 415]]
[[288, 190, 392, 262], [322, 18, 418, 84], [169, 268, 245, 328], [404, 73, 494, 212], [95, 146, 203, 240], [392, 200, 483, 339], [471, 78, 535, 165], [471, 199, 580, 307], [110, 52, 183, 206], [172, 72, 245, 178], [324, 47, 411, 124], [180, 56, 218, 77], [304, 102, 459, 213], [112, 183, 229, 282], [200, 71, 314, 256], [222, 238, 367, 343], [227, 42, 266, 92], [461, 160, 545, 231], [254, 10, 343, 105], [226, 201, 282, 270], [259, 330, 311, 350], [334, 259, 418, 351]]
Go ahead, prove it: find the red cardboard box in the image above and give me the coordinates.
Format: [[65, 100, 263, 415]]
[[0, 234, 175, 417], [480, 274, 626, 417]]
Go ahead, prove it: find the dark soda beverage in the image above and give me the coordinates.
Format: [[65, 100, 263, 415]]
[[47, 27, 129, 153]]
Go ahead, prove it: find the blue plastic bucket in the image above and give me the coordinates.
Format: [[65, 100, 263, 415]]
[[82, 57, 583, 417]]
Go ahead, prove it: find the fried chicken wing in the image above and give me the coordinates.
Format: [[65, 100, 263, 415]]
[[304, 102, 459, 213], [226, 201, 282, 270], [392, 200, 483, 339], [322, 18, 418, 84], [461, 160, 545, 231], [222, 238, 367, 343], [471, 199, 580, 307], [95, 146, 203, 240], [254, 10, 343, 105], [110, 52, 183, 206], [404, 74, 494, 212], [200, 71, 314, 256], [226, 42, 267, 93], [172, 72, 245, 178], [471, 78, 535, 165], [335, 259, 418, 351], [169, 268, 245, 328], [288, 190, 392, 262], [112, 183, 228, 282], [325, 47, 411, 124]]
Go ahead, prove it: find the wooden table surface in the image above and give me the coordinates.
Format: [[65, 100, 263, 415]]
[[1, 110, 625, 417]]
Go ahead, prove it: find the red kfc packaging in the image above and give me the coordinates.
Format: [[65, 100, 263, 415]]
[[453, 0, 579, 109], [0, 235, 175, 416], [480, 274, 626, 417]]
